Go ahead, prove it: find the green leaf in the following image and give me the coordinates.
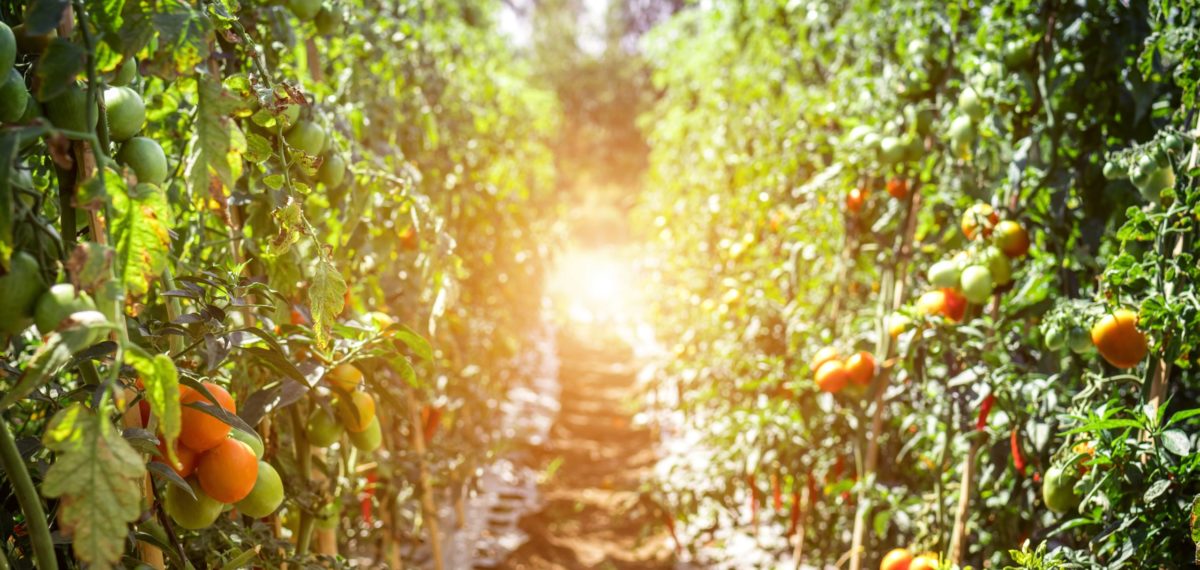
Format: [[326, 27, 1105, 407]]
[[0, 312, 114, 411], [1190, 495, 1200, 563], [392, 324, 433, 362], [125, 347, 180, 462], [41, 404, 146, 570], [35, 39, 87, 101], [188, 74, 242, 208], [308, 259, 346, 350], [110, 179, 173, 298], [24, 0, 70, 35], [1061, 418, 1143, 435], [1144, 478, 1171, 503], [1161, 429, 1192, 456]]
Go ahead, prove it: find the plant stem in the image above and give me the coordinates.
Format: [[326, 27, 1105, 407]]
[[0, 420, 58, 570]]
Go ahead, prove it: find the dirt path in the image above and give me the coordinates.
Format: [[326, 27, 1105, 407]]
[[499, 334, 676, 570]]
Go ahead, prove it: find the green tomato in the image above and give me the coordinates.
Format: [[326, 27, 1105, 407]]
[[34, 283, 96, 335], [164, 479, 224, 530], [315, 501, 339, 530], [0, 69, 28, 123], [1043, 324, 1066, 351], [45, 83, 98, 133], [878, 136, 905, 164], [1004, 38, 1033, 68], [228, 427, 265, 459], [318, 153, 347, 188], [0, 252, 46, 335], [928, 259, 961, 289], [1068, 327, 1094, 354], [103, 86, 146, 141], [235, 461, 284, 518], [111, 58, 137, 87], [959, 265, 994, 304], [288, 0, 322, 20], [948, 115, 975, 148], [958, 86, 985, 121], [0, 23, 13, 80], [349, 417, 382, 453], [279, 103, 301, 131], [116, 137, 169, 185], [984, 246, 1012, 286], [306, 406, 344, 447], [285, 120, 326, 156], [315, 7, 344, 35], [1042, 464, 1081, 514]]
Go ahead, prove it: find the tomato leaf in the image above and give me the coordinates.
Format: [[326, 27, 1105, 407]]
[[188, 73, 242, 214], [34, 39, 86, 102], [41, 404, 146, 570], [1144, 479, 1171, 503], [309, 259, 346, 350], [0, 312, 114, 411], [124, 346, 180, 464], [1160, 429, 1192, 456], [110, 177, 173, 299]]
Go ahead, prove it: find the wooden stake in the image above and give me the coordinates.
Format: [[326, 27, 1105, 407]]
[[406, 388, 443, 570], [947, 438, 980, 564]]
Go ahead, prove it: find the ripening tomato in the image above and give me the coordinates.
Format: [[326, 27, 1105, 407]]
[[960, 203, 999, 240], [338, 391, 377, 433], [916, 289, 966, 322], [993, 220, 1030, 257], [810, 346, 840, 372], [1090, 309, 1148, 369], [844, 351, 876, 386], [909, 554, 939, 570], [326, 363, 364, 391], [886, 178, 908, 200], [235, 461, 285, 518], [814, 360, 850, 393], [846, 188, 866, 213], [887, 313, 912, 338], [157, 439, 199, 478], [196, 439, 259, 504], [880, 548, 913, 570], [179, 382, 236, 452]]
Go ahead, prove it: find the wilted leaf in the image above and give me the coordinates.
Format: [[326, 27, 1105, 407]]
[[309, 259, 346, 349], [110, 179, 173, 298]]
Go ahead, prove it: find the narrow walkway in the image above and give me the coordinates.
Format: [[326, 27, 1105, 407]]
[[500, 334, 676, 569]]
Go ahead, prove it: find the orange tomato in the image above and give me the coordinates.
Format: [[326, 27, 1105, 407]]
[[880, 548, 913, 570], [179, 382, 236, 452], [887, 313, 912, 338], [814, 360, 850, 393], [909, 553, 938, 570], [326, 363, 364, 392], [844, 351, 876, 386], [810, 346, 840, 372], [196, 438, 259, 503], [886, 178, 908, 200], [1090, 309, 1148, 369], [846, 188, 867, 213], [157, 439, 199, 478], [338, 391, 378, 433], [961, 203, 999, 240]]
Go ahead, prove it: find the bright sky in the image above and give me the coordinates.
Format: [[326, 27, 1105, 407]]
[[497, 0, 611, 55]]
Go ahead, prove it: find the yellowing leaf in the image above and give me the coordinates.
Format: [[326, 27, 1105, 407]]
[[41, 404, 146, 570], [110, 180, 173, 298], [125, 346, 180, 462], [309, 259, 346, 349]]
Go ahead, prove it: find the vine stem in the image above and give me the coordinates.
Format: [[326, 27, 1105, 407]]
[[848, 187, 921, 570], [0, 420, 58, 570]]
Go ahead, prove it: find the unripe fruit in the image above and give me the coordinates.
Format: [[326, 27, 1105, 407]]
[[45, 83, 98, 133], [349, 417, 382, 452], [960, 203, 999, 240], [228, 428, 265, 459], [235, 461, 284, 518], [959, 265, 994, 304], [984, 246, 1012, 286], [0, 23, 13, 79], [116, 136, 169, 185], [1042, 464, 1081, 514], [285, 120, 326, 155], [288, 0, 322, 20], [959, 86, 985, 121], [111, 58, 137, 87], [315, 7, 344, 35], [1068, 326, 1094, 354], [0, 69, 29, 123], [103, 86, 146, 141], [164, 479, 224, 530], [34, 283, 96, 334], [307, 406, 344, 447], [318, 153, 347, 188], [878, 136, 905, 164], [0, 252, 46, 334], [948, 114, 975, 148], [928, 259, 961, 289]]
